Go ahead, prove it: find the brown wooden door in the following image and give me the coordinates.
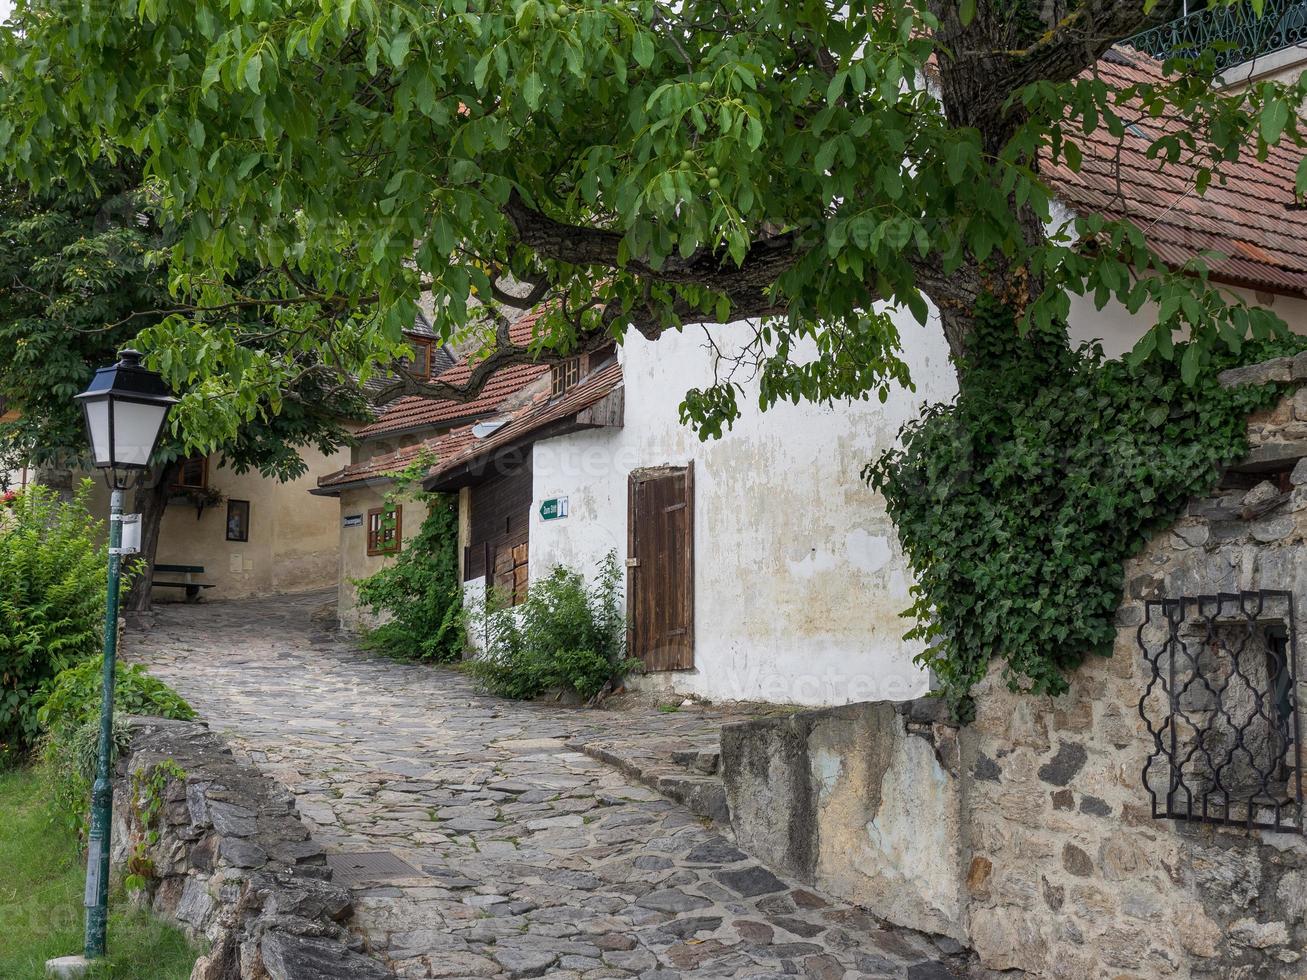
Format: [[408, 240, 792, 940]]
[[628, 464, 694, 670]]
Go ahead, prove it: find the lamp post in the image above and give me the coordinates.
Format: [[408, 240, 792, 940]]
[[73, 349, 175, 962]]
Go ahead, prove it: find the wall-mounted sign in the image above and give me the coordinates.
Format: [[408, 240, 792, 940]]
[[539, 496, 569, 521], [343, 514, 364, 528]]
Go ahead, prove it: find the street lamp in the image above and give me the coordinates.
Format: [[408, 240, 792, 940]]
[[73, 349, 175, 963]]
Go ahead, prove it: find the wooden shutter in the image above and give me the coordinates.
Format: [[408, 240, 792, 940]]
[[628, 464, 694, 671]]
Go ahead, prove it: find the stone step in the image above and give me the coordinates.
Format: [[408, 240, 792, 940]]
[[565, 738, 730, 825], [670, 748, 721, 775], [651, 768, 729, 824]]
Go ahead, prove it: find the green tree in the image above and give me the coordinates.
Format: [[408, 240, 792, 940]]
[[0, 163, 367, 609], [0, 0, 1302, 435]]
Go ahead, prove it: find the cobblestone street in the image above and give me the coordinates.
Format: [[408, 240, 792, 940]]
[[128, 592, 967, 980]]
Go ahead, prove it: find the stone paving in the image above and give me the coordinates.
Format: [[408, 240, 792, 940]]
[[127, 591, 970, 980]]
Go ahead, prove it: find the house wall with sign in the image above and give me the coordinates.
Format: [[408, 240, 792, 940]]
[[527, 313, 957, 707], [333, 485, 427, 630]]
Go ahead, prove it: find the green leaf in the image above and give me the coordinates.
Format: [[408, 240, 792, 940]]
[[243, 52, 263, 94], [632, 31, 654, 69], [1261, 98, 1289, 144], [522, 71, 543, 110]]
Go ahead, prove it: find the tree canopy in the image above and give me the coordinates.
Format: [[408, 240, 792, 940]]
[[0, 160, 368, 607], [1, 0, 1304, 439], [0, 160, 365, 478]]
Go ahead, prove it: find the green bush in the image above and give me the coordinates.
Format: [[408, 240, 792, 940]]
[[467, 552, 639, 701], [36, 656, 195, 836], [0, 482, 108, 755], [36, 656, 196, 733], [355, 491, 464, 663]]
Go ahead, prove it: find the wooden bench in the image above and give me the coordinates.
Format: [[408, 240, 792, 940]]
[[153, 564, 214, 602]]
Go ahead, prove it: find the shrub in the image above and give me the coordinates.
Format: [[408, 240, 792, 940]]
[[467, 552, 640, 701], [355, 492, 463, 662], [37, 656, 195, 836], [0, 482, 108, 755], [36, 655, 196, 733]]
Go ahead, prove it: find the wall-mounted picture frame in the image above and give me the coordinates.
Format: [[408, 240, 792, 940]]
[[226, 499, 250, 542]]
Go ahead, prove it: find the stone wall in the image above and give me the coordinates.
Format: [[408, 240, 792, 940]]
[[722, 358, 1307, 979], [113, 717, 393, 980], [721, 701, 969, 943]]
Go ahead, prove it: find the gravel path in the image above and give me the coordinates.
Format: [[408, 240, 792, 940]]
[[127, 591, 966, 980]]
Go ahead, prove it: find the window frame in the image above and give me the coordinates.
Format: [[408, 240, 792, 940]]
[[408, 338, 436, 380], [225, 499, 251, 542], [551, 356, 581, 397], [366, 503, 403, 557], [172, 455, 208, 491]]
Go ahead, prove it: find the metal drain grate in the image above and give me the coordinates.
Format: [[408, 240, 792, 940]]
[[326, 851, 424, 886]]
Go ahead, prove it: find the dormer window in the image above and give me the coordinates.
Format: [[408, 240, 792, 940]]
[[408, 338, 439, 380], [551, 357, 580, 397]]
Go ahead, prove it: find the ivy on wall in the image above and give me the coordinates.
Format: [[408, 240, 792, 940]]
[[354, 453, 464, 663], [866, 297, 1306, 721]]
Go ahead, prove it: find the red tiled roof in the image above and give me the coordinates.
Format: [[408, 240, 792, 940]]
[[357, 362, 549, 438], [313, 426, 483, 493], [424, 361, 625, 490], [314, 362, 622, 495], [356, 308, 550, 439], [1049, 47, 1307, 298]]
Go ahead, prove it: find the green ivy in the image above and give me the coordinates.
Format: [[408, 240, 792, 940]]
[[866, 297, 1307, 721], [354, 454, 464, 663]]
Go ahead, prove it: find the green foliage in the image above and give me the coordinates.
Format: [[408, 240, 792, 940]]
[[467, 552, 638, 701], [355, 456, 464, 663], [0, 483, 107, 755], [38, 718, 131, 839], [35, 656, 197, 735], [35, 655, 195, 835], [0, 159, 364, 472], [866, 296, 1307, 720], [2, 1, 1303, 435]]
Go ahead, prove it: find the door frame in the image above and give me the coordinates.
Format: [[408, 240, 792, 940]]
[[626, 462, 695, 670]]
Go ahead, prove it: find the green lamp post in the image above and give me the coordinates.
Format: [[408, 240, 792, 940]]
[[73, 349, 175, 961]]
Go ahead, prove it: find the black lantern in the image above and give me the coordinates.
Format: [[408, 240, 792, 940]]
[[74, 349, 176, 486]]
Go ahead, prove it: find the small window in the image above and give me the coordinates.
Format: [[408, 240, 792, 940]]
[[408, 339, 436, 380], [367, 504, 402, 556], [551, 357, 580, 397], [173, 455, 208, 491]]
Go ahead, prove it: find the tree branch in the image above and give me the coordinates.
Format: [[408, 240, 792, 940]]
[[1001, 0, 1185, 91], [502, 189, 801, 310]]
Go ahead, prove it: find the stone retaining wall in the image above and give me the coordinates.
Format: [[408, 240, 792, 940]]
[[113, 717, 394, 980], [722, 359, 1307, 979]]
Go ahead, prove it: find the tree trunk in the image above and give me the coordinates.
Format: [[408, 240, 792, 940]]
[[125, 463, 175, 613]]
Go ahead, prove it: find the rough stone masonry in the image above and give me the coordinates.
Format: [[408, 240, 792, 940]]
[[112, 716, 394, 980], [723, 354, 1307, 980]]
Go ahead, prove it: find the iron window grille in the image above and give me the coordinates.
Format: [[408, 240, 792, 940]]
[[1125, 0, 1307, 76], [1138, 590, 1303, 834]]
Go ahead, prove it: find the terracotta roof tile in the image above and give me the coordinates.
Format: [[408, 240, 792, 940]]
[[314, 426, 484, 492], [356, 308, 551, 438], [423, 361, 625, 489], [1049, 46, 1307, 298]]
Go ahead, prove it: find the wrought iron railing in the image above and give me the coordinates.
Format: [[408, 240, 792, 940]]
[[1125, 0, 1307, 75], [1138, 590, 1303, 834]]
